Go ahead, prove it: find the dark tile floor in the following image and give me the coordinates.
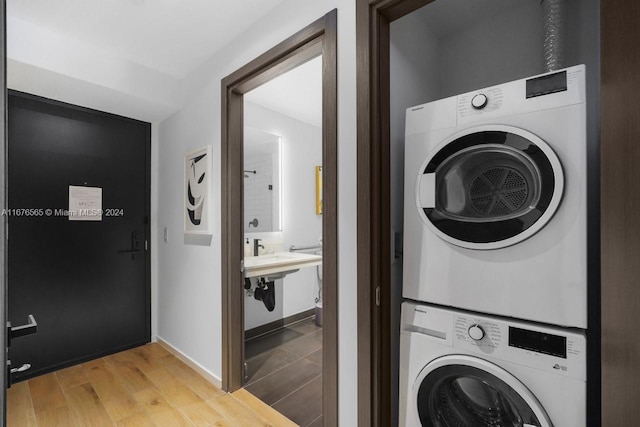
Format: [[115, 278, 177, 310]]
[[245, 316, 323, 427]]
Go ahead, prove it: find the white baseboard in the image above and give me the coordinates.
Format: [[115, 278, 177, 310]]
[[154, 336, 223, 389]]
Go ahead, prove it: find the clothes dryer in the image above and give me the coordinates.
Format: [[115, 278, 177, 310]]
[[403, 65, 587, 328]]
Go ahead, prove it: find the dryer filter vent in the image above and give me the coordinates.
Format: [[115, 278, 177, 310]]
[[469, 167, 529, 216]]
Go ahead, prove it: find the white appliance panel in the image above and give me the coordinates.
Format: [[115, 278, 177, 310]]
[[399, 302, 586, 427], [403, 65, 587, 328]]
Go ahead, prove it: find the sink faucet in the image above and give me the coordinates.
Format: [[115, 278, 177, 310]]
[[253, 238, 265, 256]]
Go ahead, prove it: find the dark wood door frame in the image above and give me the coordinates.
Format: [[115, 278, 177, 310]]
[[221, 9, 338, 426], [600, 0, 640, 424], [1, 0, 7, 419], [357, 1, 640, 426], [355, 1, 433, 426]]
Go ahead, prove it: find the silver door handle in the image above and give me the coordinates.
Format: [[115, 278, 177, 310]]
[[10, 364, 31, 374], [7, 314, 38, 347]]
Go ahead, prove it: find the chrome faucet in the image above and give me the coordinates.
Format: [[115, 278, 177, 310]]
[[253, 238, 264, 256]]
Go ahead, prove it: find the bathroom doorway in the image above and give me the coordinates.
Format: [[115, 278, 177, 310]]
[[221, 10, 337, 426], [241, 56, 324, 426]]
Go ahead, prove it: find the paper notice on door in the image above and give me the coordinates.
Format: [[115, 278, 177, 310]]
[[69, 185, 102, 221]]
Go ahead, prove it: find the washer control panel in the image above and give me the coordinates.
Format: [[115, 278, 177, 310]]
[[402, 302, 586, 381], [455, 316, 502, 355], [467, 324, 485, 340]]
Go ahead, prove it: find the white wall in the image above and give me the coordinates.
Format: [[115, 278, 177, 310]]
[[244, 101, 322, 331], [155, 1, 358, 425]]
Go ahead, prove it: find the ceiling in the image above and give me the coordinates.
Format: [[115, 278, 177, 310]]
[[6, 0, 290, 121], [245, 56, 322, 128], [8, 0, 287, 79]]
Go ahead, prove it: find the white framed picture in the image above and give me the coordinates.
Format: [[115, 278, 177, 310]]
[[184, 145, 212, 236]]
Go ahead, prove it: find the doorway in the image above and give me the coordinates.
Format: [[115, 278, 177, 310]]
[[221, 9, 337, 427], [356, 0, 604, 426], [242, 56, 324, 426]]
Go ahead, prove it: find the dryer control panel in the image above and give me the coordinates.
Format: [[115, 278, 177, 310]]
[[402, 302, 586, 381]]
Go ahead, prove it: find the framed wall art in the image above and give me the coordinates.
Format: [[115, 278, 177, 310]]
[[184, 145, 212, 236]]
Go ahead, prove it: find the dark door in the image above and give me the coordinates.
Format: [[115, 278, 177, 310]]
[[7, 91, 151, 381]]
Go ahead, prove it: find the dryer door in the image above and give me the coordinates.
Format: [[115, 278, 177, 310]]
[[415, 124, 563, 250], [413, 355, 553, 427]]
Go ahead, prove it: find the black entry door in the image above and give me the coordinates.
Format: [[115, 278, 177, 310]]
[[7, 91, 151, 381]]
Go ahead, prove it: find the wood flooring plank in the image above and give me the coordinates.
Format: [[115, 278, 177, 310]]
[[116, 411, 157, 427], [163, 361, 225, 401], [7, 381, 37, 427], [13, 344, 303, 427], [35, 405, 79, 427], [138, 342, 171, 359], [272, 376, 322, 427], [106, 358, 155, 394], [148, 409, 193, 427], [106, 348, 156, 375], [232, 389, 298, 427], [86, 362, 146, 423], [85, 364, 120, 399], [100, 387, 144, 422], [81, 359, 115, 383], [28, 372, 67, 414], [56, 364, 90, 390], [180, 401, 231, 427], [145, 367, 204, 407], [134, 387, 192, 426], [64, 382, 114, 427], [208, 394, 273, 427]]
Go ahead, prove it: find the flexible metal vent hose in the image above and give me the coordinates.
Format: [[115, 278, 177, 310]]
[[542, 0, 566, 72]]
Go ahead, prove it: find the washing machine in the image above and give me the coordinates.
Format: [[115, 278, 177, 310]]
[[403, 65, 587, 328], [399, 302, 586, 426]]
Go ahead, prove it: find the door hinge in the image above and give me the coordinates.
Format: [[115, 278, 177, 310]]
[[375, 286, 381, 306]]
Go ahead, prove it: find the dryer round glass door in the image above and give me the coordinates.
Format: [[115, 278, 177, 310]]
[[415, 124, 563, 250], [413, 355, 552, 427]]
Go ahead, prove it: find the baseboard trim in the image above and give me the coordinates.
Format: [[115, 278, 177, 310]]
[[155, 337, 222, 389], [245, 308, 315, 341]]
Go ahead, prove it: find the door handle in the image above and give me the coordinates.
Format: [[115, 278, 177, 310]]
[[7, 314, 38, 347], [118, 231, 142, 259]]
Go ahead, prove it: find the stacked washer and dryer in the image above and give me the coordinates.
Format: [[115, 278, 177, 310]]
[[399, 65, 588, 426]]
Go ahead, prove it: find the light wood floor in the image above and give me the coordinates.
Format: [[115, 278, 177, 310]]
[[7, 343, 299, 427]]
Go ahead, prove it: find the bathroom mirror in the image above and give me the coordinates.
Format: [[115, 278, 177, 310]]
[[243, 127, 282, 233]]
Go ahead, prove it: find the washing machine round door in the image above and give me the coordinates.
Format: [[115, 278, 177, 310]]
[[413, 355, 552, 427], [415, 124, 563, 249]]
